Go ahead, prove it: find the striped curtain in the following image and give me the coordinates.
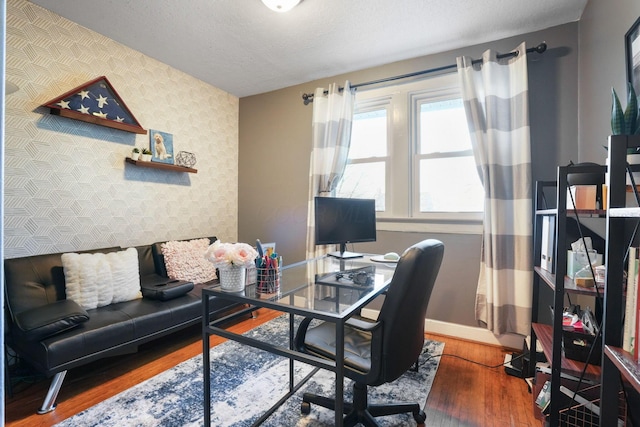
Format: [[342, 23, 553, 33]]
[[456, 43, 533, 336], [305, 81, 355, 260]]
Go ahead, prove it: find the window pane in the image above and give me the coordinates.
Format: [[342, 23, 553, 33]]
[[349, 109, 387, 159], [420, 99, 471, 154], [420, 157, 483, 212], [337, 162, 385, 211]]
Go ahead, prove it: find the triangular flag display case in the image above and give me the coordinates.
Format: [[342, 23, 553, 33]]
[[42, 76, 147, 134]]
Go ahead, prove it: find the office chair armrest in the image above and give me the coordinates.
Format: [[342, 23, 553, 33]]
[[345, 316, 381, 333], [294, 316, 315, 352]]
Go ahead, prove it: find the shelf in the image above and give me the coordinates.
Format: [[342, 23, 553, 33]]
[[535, 208, 606, 217], [609, 207, 640, 218], [534, 267, 604, 297], [605, 345, 640, 395], [125, 157, 197, 173], [604, 345, 640, 393], [532, 323, 601, 379]]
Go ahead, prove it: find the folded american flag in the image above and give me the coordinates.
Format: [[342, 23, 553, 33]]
[[43, 76, 146, 134]]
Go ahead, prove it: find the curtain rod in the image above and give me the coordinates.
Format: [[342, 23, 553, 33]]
[[301, 42, 547, 105]]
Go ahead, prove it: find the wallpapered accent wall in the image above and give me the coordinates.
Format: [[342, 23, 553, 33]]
[[4, 0, 239, 259]]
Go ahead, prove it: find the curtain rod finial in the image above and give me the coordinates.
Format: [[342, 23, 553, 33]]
[[302, 93, 313, 105], [535, 42, 547, 54]]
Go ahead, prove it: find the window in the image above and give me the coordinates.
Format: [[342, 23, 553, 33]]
[[337, 103, 389, 211], [336, 72, 483, 232]]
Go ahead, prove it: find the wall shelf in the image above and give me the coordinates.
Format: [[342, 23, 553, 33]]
[[125, 157, 197, 173]]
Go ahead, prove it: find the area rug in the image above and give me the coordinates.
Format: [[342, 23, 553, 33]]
[[55, 316, 444, 426]]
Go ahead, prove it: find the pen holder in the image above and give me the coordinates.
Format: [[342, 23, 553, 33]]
[[256, 267, 282, 295]]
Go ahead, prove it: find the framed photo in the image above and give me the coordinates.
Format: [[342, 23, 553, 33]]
[[149, 129, 174, 164], [626, 17, 640, 96]]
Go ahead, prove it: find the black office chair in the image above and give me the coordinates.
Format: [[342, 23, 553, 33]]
[[294, 239, 445, 427]]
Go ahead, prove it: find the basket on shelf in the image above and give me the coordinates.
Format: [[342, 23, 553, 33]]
[[558, 384, 626, 426]]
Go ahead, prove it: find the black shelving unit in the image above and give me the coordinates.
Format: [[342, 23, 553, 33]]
[[530, 163, 607, 425], [600, 134, 640, 426]]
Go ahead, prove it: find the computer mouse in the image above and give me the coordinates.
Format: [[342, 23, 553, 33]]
[[383, 252, 400, 261]]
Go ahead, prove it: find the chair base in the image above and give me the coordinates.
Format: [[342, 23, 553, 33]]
[[300, 382, 426, 427]]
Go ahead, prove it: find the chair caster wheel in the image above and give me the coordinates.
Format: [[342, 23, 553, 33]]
[[413, 409, 426, 424], [301, 401, 311, 414]]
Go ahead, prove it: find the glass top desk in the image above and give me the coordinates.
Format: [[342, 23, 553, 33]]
[[202, 255, 397, 427]]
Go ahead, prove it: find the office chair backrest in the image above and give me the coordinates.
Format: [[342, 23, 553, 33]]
[[376, 239, 444, 383]]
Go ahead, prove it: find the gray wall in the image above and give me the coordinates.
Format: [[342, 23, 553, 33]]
[[578, 0, 640, 161], [238, 23, 580, 327]]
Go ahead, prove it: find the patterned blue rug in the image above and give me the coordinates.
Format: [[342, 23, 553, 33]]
[[55, 316, 444, 426]]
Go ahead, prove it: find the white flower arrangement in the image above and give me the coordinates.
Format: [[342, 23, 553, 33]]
[[204, 240, 258, 269]]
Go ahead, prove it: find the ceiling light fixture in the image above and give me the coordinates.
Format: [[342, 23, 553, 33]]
[[261, 0, 301, 13]]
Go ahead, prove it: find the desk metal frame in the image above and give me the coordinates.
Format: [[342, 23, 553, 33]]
[[201, 256, 394, 426]]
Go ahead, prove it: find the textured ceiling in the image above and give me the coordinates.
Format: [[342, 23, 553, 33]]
[[28, 0, 588, 98]]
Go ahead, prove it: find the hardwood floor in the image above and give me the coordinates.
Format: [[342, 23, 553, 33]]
[[5, 309, 540, 426]]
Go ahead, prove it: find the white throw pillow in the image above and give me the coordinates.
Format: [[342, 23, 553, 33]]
[[162, 238, 217, 284], [107, 248, 142, 304], [62, 248, 141, 310]]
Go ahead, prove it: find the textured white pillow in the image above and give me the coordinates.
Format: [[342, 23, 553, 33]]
[[162, 238, 217, 284], [62, 248, 141, 310], [62, 252, 111, 310], [107, 248, 142, 304]]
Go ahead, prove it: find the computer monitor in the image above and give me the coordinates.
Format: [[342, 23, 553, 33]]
[[314, 196, 377, 259]]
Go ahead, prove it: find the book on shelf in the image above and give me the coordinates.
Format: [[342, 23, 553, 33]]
[[636, 250, 640, 361], [540, 216, 555, 272], [636, 299, 640, 360], [624, 247, 639, 355], [535, 380, 551, 413]]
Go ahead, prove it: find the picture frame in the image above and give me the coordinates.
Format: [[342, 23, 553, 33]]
[[149, 129, 175, 164], [626, 16, 640, 96]]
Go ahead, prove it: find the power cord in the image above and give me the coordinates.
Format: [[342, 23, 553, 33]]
[[422, 349, 527, 369]]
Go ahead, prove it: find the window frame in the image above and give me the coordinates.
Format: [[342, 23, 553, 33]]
[[409, 79, 484, 221], [344, 72, 483, 234]]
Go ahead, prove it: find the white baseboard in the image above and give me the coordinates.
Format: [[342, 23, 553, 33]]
[[424, 319, 525, 350], [360, 308, 525, 350]]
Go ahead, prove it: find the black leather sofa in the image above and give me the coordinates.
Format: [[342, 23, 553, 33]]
[[4, 236, 241, 414]]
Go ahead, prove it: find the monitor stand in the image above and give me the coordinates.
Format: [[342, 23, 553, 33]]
[[327, 243, 363, 259]]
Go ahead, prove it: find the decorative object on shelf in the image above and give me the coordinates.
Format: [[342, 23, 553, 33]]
[[567, 237, 602, 279], [131, 147, 140, 161], [626, 17, 640, 97], [41, 76, 147, 134], [204, 240, 259, 292], [149, 129, 174, 164], [611, 83, 640, 136], [140, 148, 152, 161], [610, 84, 640, 184], [566, 162, 605, 209], [175, 151, 197, 168]]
